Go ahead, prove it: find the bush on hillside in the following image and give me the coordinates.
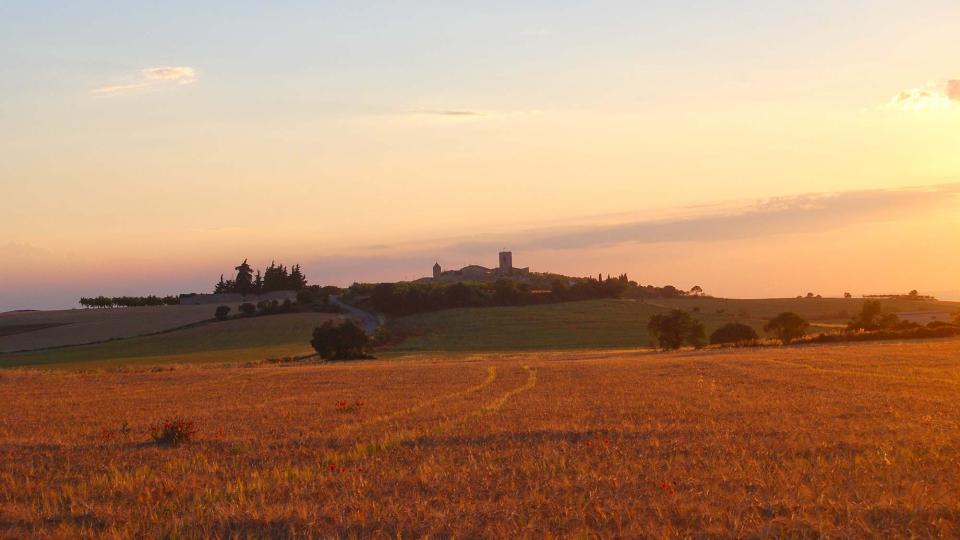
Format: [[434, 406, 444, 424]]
[[214, 305, 231, 321], [709, 323, 759, 345], [239, 302, 256, 317], [764, 312, 809, 344], [647, 310, 705, 350], [311, 320, 372, 360], [804, 325, 960, 344]]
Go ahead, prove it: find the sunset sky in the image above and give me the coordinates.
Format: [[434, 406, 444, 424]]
[[2, 1, 959, 311]]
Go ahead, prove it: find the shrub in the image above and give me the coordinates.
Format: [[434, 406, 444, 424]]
[[150, 418, 197, 446], [848, 300, 883, 330], [239, 302, 256, 316], [710, 323, 759, 345], [804, 325, 960, 344], [647, 310, 705, 350], [764, 312, 809, 344], [214, 305, 231, 321], [296, 289, 315, 305], [311, 320, 372, 360]]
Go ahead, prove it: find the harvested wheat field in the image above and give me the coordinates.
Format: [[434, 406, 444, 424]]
[[3, 339, 960, 538]]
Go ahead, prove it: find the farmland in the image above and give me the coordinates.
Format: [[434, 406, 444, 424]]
[[386, 297, 958, 352], [0, 313, 339, 370], [0, 304, 244, 353], [2, 339, 960, 537]]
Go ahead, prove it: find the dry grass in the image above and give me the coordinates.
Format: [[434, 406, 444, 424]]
[[2, 339, 960, 537]]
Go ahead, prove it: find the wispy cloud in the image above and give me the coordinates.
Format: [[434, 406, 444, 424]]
[[283, 183, 960, 286], [948, 80, 960, 101], [91, 66, 198, 96], [409, 109, 485, 117], [889, 79, 959, 111]]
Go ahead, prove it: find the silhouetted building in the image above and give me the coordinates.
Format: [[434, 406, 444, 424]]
[[426, 251, 529, 282]]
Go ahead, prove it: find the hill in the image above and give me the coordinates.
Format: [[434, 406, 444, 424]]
[[385, 297, 959, 352], [0, 312, 340, 369], [0, 304, 245, 353], [3, 340, 960, 536]]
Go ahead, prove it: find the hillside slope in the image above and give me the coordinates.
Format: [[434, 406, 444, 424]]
[[386, 297, 958, 352], [0, 304, 243, 353], [0, 312, 339, 369]]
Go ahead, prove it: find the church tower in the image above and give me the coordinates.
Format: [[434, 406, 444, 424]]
[[498, 251, 512, 276]]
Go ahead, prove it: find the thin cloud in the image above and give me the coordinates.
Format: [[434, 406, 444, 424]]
[[90, 82, 150, 96], [889, 80, 957, 111], [91, 66, 198, 96], [298, 182, 960, 285], [142, 66, 196, 83], [948, 80, 960, 101], [411, 109, 485, 117]]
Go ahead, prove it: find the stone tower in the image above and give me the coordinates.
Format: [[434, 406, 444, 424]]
[[433, 262, 441, 279], [498, 251, 512, 276]]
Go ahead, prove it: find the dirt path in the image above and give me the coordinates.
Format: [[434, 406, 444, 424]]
[[329, 296, 380, 335]]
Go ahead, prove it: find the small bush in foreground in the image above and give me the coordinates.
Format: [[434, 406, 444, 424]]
[[710, 323, 759, 345], [311, 320, 372, 360], [238, 302, 256, 317], [150, 418, 197, 446], [647, 310, 705, 350]]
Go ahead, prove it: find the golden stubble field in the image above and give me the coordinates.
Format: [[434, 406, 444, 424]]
[[2, 340, 960, 538]]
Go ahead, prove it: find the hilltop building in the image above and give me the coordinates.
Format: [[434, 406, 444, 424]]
[[428, 251, 530, 282]]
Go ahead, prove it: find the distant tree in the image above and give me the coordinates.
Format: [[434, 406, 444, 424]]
[[445, 283, 474, 308], [310, 320, 371, 360], [908, 289, 920, 299], [764, 312, 809, 344], [647, 310, 706, 350], [296, 289, 318, 306], [690, 285, 704, 296], [263, 261, 289, 292], [844, 292, 853, 299], [253, 270, 264, 293], [238, 302, 256, 316], [234, 259, 254, 294], [848, 300, 883, 331], [214, 305, 231, 321], [214, 274, 227, 294], [550, 279, 568, 300], [494, 278, 519, 305], [709, 323, 759, 345], [878, 313, 903, 330], [287, 264, 308, 290], [805, 292, 815, 299]]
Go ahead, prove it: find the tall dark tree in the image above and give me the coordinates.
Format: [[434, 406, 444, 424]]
[[288, 264, 308, 290], [253, 270, 264, 293], [214, 274, 228, 294], [263, 261, 289, 292], [234, 259, 254, 294]]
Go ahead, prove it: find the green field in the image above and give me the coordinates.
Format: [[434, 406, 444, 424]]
[[386, 297, 959, 352], [3, 296, 956, 368], [0, 312, 339, 369]]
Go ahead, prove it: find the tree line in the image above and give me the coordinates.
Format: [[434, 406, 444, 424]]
[[348, 274, 702, 317], [214, 259, 308, 294], [79, 295, 180, 308]]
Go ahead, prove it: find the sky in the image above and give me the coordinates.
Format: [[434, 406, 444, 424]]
[[1, 1, 959, 311]]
